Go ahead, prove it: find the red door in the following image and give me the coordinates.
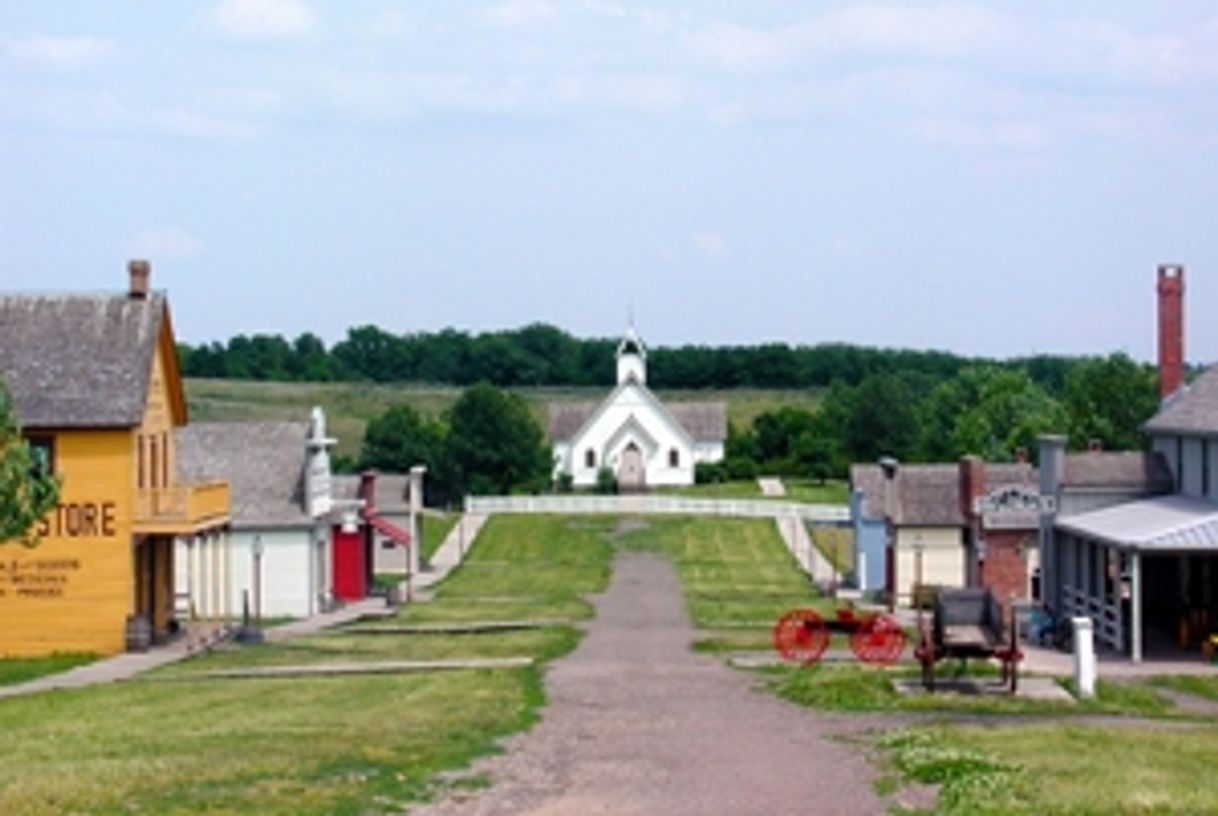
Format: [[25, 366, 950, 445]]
[[332, 526, 367, 601]]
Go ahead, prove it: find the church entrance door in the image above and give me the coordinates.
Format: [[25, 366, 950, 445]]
[[618, 443, 646, 493]]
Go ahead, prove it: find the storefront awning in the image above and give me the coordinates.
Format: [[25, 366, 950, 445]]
[[1057, 494, 1218, 552], [367, 512, 411, 546]]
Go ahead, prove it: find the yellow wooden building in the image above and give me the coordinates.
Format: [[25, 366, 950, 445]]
[[0, 261, 230, 656]]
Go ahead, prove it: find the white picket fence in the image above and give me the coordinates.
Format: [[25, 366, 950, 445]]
[[463, 494, 850, 524]]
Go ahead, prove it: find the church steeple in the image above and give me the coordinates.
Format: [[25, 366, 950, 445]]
[[616, 323, 647, 385]]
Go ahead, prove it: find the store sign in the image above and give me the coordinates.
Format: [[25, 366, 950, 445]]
[[0, 557, 82, 600], [35, 502, 118, 538], [975, 485, 1055, 530]]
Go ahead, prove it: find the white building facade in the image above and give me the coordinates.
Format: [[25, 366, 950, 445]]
[[549, 328, 725, 489], [175, 409, 336, 620]]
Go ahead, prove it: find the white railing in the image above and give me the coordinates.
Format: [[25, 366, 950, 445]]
[[1062, 586, 1124, 652], [463, 494, 850, 524]]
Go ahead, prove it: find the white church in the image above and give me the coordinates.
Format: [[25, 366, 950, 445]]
[[549, 327, 726, 490]]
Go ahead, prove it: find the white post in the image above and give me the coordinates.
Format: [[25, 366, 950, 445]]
[[408, 466, 426, 576], [1131, 551, 1143, 663], [223, 528, 233, 627], [858, 551, 868, 591], [1073, 616, 1096, 698]]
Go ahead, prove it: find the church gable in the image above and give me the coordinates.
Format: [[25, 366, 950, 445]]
[[551, 325, 724, 488]]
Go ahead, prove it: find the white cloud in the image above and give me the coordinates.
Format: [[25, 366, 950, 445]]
[[689, 231, 727, 260], [911, 117, 1049, 151], [210, 0, 318, 39], [132, 227, 202, 260], [481, 0, 557, 28], [685, 5, 1013, 72], [8, 35, 110, 66]]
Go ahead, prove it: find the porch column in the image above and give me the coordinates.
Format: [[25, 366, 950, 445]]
[[1131, 550, 1143, 663], [211, 530, 221, 623], [223, 528, 232, 625]]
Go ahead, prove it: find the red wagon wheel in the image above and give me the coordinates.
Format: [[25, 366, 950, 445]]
[[772, 609, 830, 665], [849, 614, 907, 665]]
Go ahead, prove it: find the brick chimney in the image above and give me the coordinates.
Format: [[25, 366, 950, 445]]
[[959, 455, 985, 523], [128, 259, 150, 300], [1158, 263, 1185, 400], [359, 470, 377, 510]]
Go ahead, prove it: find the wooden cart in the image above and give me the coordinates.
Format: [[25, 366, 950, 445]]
[[915, 588, 1022, 693]]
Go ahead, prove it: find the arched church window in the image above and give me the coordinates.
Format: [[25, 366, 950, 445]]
[[585, 449, 596, 468], [669, 448, 680, 467]]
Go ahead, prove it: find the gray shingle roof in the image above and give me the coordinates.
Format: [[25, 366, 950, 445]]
[[1145, 365, 1218, 436], [546, 398, 726, 442], [1062, 451, 1174, 492], [330, 472, 412, 513], [851, 462, 1037, 526], [668, 402, 727, 442], [177, 422, 310, 528], [0, 292, 166, 428]]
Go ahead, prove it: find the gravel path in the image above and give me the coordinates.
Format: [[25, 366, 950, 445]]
[[410, 551, 887, 815]]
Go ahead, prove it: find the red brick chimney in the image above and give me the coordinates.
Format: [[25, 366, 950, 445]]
[[359, 470, 377, 510], [128, 259, 150, 300], [1158, 263, 1185, 400], [959, 455, 985, 523]]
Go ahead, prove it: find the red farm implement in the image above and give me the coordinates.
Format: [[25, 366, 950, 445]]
[[772, 607, 907, 666]]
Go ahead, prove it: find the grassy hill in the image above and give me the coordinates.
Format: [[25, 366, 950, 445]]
[[184, 378, 823, 461]]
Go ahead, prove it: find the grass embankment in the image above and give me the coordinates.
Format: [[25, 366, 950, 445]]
[[619, 516, 830, 653], [420, 511, 459, 561], [0, 515, 614, 815], [663, 479, 848, 505], [185, 378, 822, 461], [0, 653, 95, 686]]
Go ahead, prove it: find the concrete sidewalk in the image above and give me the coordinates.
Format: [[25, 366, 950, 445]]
[[758, 476, 786, 497], [0, 598, 399, 699], [264, 597, 394, 642], [774, 515, 839, 585], [0, 623, 229, 699]]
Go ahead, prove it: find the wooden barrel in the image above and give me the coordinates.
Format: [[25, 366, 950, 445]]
[[125, 615, 152, 653]]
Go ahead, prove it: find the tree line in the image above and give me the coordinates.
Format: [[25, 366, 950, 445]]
[[701, 353, 1159, 483], [177, 322, 1084, 391], [350, 353, 1158, 499]]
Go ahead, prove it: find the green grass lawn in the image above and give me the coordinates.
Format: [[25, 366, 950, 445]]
[[1148, 673, 1218, 700], [185, 378, 822, 461], [878, 723, 1218, 814], [0, 515, 616, 815], [783, 479, 848, 504], [0, 653, 96, 686], [419, 512, 459, 561], [771, 663, 1173, 717], [809, 525, 853, 574], [661, 478, 849, 504], [618, 516, 830, 646]]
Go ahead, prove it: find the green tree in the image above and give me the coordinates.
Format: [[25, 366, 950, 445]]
[[359, 405, 445, 473], [940, 370, 1066, 462], [1065, 353, 1158, 451], [0, 386, 61, 546], [841, 373, 920, 463], [446, 383, 550, 496]]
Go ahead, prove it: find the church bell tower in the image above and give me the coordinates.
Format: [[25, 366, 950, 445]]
[[616, 325, 647, 385]]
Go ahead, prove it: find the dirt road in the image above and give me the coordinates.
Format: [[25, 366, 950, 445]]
[[410, 550, 887, 815]]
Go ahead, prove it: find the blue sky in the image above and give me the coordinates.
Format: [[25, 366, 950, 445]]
[[3, 1, 1218, 360]]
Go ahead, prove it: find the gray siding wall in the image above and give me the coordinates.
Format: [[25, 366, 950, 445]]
[[1152, 435, 1177, 485], [1059, 490, 1149, 517], [1181, 436, 1205, 498]]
